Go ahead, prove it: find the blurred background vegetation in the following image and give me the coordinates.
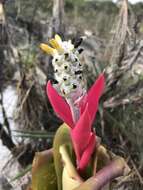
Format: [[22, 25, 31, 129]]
[[0, 0, 143, 189]]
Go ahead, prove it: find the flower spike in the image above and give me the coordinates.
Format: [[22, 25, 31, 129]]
[[43, 34, 105, 172]]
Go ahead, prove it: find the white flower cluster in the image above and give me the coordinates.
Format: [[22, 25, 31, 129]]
[[40, 35, 86, 102], [52, 39, 86, 102]]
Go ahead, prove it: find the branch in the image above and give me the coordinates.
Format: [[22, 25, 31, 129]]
[[0, 123, 15, 151], [0, 92, 11, 136]]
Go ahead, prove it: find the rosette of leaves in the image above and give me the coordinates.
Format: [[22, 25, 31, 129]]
[[29, 124, 130, 190]]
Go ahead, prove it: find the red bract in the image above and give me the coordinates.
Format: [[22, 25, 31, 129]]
[[47, 74, 105, 171]]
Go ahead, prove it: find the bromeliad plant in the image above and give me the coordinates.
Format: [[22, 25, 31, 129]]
[[29, 35, 130, 190]]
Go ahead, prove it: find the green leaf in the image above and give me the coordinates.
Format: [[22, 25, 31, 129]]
[[31, 149, 57, 190], [13, 130, 54, 139], [60, 144, 83, 190], [95, 145, 110, 173], [53, 123, 72, 190]]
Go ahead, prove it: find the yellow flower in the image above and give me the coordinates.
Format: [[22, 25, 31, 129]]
[[40, 34, 64, 55]]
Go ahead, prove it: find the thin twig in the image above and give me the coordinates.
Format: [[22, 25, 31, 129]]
[[130, 159, 143, 185], [20, 81, 35, 111]]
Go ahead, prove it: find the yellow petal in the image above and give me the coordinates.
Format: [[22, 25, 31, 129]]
[[49, 39, 63, 52], [55, 34, 62, 43], [40, 43, 56, 55]]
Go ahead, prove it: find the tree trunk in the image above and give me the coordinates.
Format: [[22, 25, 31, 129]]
[[52, 0, 65, 37]]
